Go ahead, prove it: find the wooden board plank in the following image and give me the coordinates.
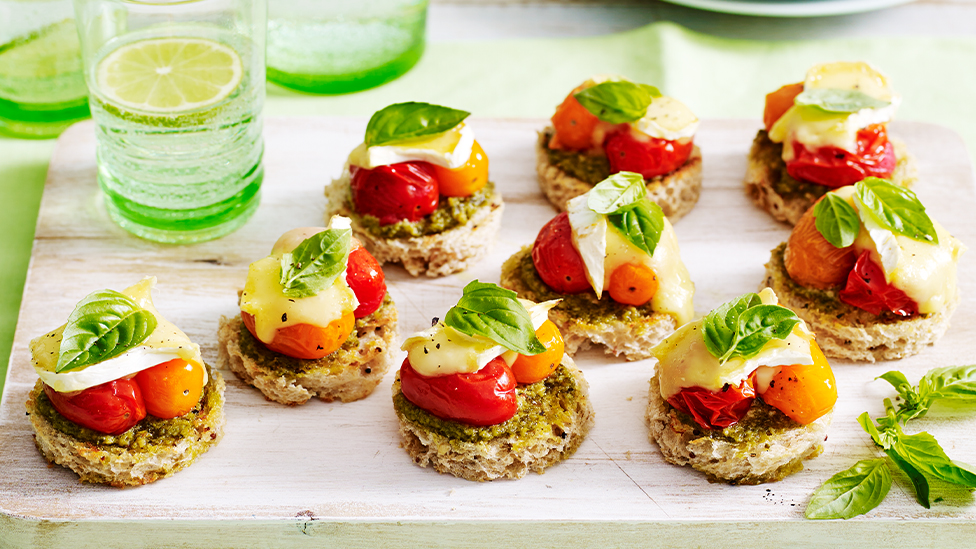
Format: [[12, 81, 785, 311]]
[[1, 118, 974, 544]]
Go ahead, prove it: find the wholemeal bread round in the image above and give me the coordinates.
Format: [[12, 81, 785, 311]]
[[325, 176, 503, 278], [500, 246, 677, 361], [645, 372, 831, 485], [763, 243, 958, 362], [26, 365, 225, 487], [218, 295, 398, 405], [745, 130, 917, 226], [393, 357, 594, 482], [535, 129, 702, 220]]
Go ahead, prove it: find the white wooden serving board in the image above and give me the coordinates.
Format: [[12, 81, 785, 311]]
[[1, 118, 975, 548]]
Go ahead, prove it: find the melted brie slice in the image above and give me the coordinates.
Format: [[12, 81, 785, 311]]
[[635, 95, 699, 141], [31, 277, 205, 394], [347, 123, 475, 170], [804, 61, 894, 102]]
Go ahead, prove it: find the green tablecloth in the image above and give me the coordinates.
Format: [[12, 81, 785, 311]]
[[2, 21, 974, 396]]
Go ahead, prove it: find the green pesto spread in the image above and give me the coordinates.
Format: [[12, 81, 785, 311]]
[[542, 129, 610, 185], [355, 182, 496, 239], [393, 364, 581, 448], [32, 371, 222, 450]]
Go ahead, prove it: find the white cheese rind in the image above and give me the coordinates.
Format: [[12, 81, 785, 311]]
[[347, 123, 475, 170], [567, 195, 608, 297]]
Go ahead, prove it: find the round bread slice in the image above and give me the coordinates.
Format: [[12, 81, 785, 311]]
[[535, 129, 703, 220], [393, 357, 594, 481], [745, 130, 917, 226], [325, 176, 503, 278], [500, 246, 677, 361], [646, 372, 831, 485], [217, 295, 398, 405], [763, 243, 958, 362], [26, 365, 225, 487]]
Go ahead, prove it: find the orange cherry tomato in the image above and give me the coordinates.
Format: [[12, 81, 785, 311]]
[[550, 88, 600, 150], [241, 310, 354, 360], [763, 82, 804, 131], [760, 341, 837, 425], [134, 358, 206, 419], [510, 320, 565, 384], [608, 263, 658, 306], [430, 140, 489, 197], [784, 202, 857, 290]]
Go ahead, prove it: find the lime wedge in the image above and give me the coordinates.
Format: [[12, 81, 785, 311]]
[[96, 37, 243, 114], [0, 19, 81, 79]]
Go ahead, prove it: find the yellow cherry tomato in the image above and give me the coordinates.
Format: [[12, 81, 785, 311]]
[[761, 341, 837, 425], [134, 358, 206, 419], [511, 320, 565, 384], [242, 310, 355, 360], [431, 140, 489, 197], [608, 263, 658, 306], [550, 86, 600, 150]]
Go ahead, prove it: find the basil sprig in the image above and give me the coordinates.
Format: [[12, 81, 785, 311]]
[[794, 88, 890, 114], [587, 172, 646, 214], [813, 193, 860, 249], [444, 280, 546, 356], [855, 177, 939, 244], [587, 172, 666, 257], [279, 228, 352, 299], [56, 289, 158, 373], [701, 293, 801, 364], [573, 81, 661, 124], [364, 102, 470, 147], [806, 365, 976, 520]]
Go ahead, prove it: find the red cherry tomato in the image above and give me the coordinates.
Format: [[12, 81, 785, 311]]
[[531, 212, 591, 294], [667, 377, 756, 431], [134, 358, 206, 420], [399, 356, 517, 427], [241, 310, 355, 360], [44, 379, 147, 435], [839, 250, 918, 316], [604, 129, 694, 179], [345, 245, 386, 318], [350, 162, 438, 225], [786, 124, 895, 188]]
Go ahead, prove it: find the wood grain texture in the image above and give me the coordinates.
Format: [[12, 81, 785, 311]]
[[1, 118, 974, 546]]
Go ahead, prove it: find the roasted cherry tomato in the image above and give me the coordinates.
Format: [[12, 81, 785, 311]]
[[531, 212, 591, 294], [604, 129, 694, 180], [510, 320, 564, 385], [399, 356, 517, 426], [784, 201, 857, 290], [430, 140, 489, 197], [608, 263, 658, 306], [134, 358, 205, 419], [667, 377, 756, 431], [242, 310, 355, 360], [549, 88, 601, 150], [760, 342, 837, 425], [786, 124, 895, 188], [346, 245, 386, 318], [839, 250, 918, 316], [763, 82, 804, 131], [350, 162, 438, 225], [44, 379, 147, 435]]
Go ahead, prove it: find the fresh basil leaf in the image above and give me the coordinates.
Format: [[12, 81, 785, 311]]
[[893, 431, 976, 488], [573, 81, 660, 124], [805, 458, 892, 520], [444, 280, 546, 356], [856, 177, 939, 244], [732, 305, 801, 360], [701, 293, 762, 361], [794, 88, 890, 114], [607, 200, 665, 257], [587, 172, 647, 214], [877, 371, 912, 393], [922, 365, 976, 402], [857, 412, 886, 448], [280, 228, 351, 299], [364, 102, 471, 147], [885, 449, 931, 509], [56, 289, 158, 373], [814, 193, 860, 248]]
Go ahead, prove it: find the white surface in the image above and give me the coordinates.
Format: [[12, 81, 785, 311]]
[[658, 0, 914, 18]]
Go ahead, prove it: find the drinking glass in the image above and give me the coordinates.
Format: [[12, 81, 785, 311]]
[[267, 0, 427, 94], [73, 0, 266, 244], [0, 0, 90, 138]]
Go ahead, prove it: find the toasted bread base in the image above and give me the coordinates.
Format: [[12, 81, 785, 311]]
[[500, 246, 677, 361], [393, 358, 594, 481], [26, 366, 225, 487], [325, 177, 503, 278], [535, 130, 703, 220], [745, 130, 917, 226], [645, 372, 831, 485], [217, 296, 398, 405], [763, 243, 957, 362]]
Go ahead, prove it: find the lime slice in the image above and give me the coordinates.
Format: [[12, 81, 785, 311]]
[[0, 19, 81, 79], [96, 37, 243, 114]]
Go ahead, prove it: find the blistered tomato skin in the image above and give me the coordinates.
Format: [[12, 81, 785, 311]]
[[667, 377, 756, 431], [786, 124, 895, 188], [839, 250, 918, 317], [510, 320, 565, 385], [44, 379, 147, 435], [134, 358, 205, 419], [604, 129, 694, 179], [550, 90, 601, 151], [763, 82, 804, 131], [531, 212, 591, 294], [608, 263, 658, 306], [350, 162, 439, 225], [784, 202, 857, 290], [759, 342, 837, 425], [241, 310, 355, 360], [399, 356, 518, 427], [431, 140, 489, 197], [346, 246, 386, 318]]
